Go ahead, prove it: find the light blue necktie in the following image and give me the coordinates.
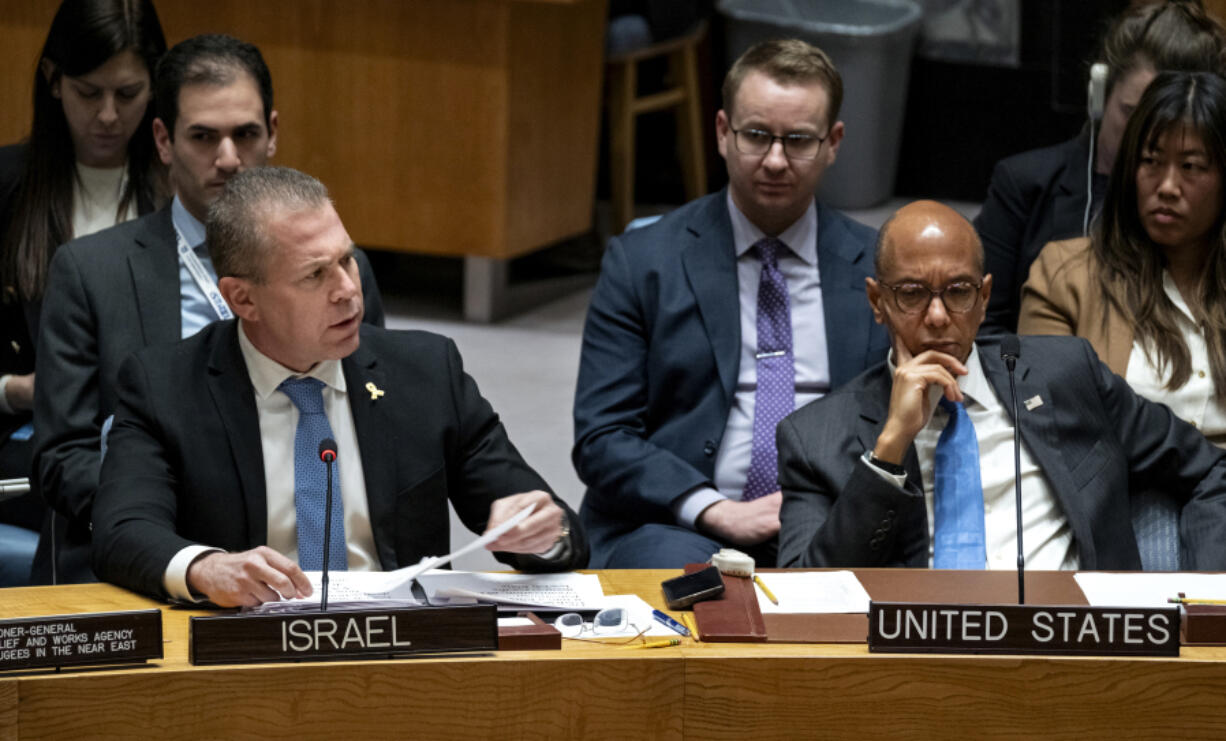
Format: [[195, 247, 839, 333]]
[[933, 397, 986, 569], [279, 377, 347, 571]]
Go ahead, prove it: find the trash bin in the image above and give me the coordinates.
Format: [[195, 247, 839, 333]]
[[717, 0, 922, 210]]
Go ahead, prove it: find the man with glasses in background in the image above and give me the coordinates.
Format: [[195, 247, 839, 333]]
[[573, 39, 888, 568], [775, 200, 1226, 571]]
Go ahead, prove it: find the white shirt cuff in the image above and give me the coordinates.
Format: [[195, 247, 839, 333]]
[[0, 375, 14, 416], [164, 545, 225, 602], [673, 486, 728, 530], [862, 450, 907, 489]]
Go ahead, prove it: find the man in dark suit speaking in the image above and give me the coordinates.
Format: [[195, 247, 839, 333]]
[[573, 39, 889, 568], [92, 167, 586, 606], [32, 34, 386, 584], [777, 200, 1226, 570]]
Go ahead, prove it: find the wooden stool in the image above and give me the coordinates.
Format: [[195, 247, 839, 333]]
[[605, 19, 708, 235]]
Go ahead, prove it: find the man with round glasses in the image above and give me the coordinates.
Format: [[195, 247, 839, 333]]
[[775, 200, 1226, 571], [574, 39, 888, 568]]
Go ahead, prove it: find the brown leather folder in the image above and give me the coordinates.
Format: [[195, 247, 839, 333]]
[[684, 564, 767, 642]]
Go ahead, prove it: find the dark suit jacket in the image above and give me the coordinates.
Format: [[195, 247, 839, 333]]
[[975, 132, 1094, 336], [31, 205, 386, 583], [92, 321, 587, 600], [573, 190, 889, 561], [776, 336, 1226, 570]]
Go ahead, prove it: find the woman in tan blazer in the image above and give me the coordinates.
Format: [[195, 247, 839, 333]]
[[1020, 71, 1226, 445]]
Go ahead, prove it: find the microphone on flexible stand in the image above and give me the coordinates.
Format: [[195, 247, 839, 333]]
[[318, 438, 339, 611], [1000, 336, 1025, 604]]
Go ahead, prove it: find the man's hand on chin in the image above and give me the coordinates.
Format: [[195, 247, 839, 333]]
[[875, 340, 968, 464]]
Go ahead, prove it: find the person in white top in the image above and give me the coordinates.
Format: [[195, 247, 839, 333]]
[[0, 0, 166, 587], [1021, 70, 1226, 447]]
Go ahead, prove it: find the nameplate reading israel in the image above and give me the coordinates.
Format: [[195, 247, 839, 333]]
[[0, 610, 162, 671], [868, 602, 1180, 656], [190, 604, 497, 665]]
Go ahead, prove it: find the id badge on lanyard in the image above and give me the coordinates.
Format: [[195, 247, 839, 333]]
[[177, 231, 233, 321]]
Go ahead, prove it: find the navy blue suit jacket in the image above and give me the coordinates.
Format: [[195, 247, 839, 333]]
[[573, 190, 888, 561]]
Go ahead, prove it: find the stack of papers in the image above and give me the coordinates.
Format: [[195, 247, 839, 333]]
[[1074, 572, 1226, 607], [418, 571, 604, 610], [249, 503, 540, 613], [752, 571, 872, 614]]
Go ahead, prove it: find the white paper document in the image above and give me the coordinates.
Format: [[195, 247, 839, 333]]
[[247, 503, 537, 612], [753, 571, 873, 614], [1074, 572, 1226, 608], [419, 571, 606, 610]]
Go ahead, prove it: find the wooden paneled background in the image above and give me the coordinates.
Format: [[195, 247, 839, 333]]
[[0, 0, 607, 259]]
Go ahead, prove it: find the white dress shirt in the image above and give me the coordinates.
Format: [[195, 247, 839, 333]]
[[163, 323, 380, 600], [1125, 271, 1226, 440], [673, 194, 829, 528], [867, 345, 1079, 570]]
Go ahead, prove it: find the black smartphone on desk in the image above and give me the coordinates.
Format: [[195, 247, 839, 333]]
[[661, 566, 725, 610]]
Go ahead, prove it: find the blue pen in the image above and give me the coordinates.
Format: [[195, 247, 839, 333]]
[[652, 609, 691, 637]]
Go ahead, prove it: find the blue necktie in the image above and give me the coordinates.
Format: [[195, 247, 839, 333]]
[[279, 377, 347, 571], [743, 237, 795, 501], [933, 397, 986, 569]]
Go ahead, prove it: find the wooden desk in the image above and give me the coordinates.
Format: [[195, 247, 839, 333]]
[[3, 571, 1226, 739]]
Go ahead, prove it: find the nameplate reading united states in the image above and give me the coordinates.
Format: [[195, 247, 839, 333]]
[[867, 602, 1180, 656], [189, 604, 497, 665], [0, 610, 163, 671]]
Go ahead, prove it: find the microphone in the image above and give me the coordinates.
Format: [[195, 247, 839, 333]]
[[319, 439, 337, 464], [1000, 336, 1025, 604], [318, 437, 339, 611]]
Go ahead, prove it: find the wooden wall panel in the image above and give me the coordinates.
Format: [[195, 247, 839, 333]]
[[0, 1, 605, 259], [0, 3, 59, 144], [506, 0, 605, 255]]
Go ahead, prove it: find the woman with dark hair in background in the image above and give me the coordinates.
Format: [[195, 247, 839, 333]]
[[0, 0, 166, 586], [1021, 70, 1226, 444], [976, 0, 1226, 336]]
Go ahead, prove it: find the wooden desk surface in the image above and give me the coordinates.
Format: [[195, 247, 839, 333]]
[[2, 571, 1226, 739]]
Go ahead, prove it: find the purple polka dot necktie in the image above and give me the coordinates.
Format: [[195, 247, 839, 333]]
[[933, 397, 986, 569], [279, 376, 348, 571], [743, 237, 795, 501]]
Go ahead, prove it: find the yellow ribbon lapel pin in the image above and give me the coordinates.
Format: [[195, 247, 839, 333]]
[[365, 381, 385, 401]]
